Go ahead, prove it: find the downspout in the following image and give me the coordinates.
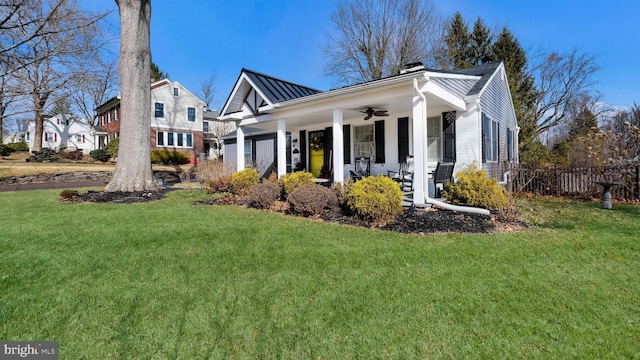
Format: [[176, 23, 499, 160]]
[[412, 78, 490, 216]]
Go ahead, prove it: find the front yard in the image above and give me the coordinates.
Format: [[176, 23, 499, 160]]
[[0, 189, 638, 358]]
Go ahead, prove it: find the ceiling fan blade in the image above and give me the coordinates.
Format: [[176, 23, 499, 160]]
[[374, 110, 389, 116], [364, 113, 373, 120]]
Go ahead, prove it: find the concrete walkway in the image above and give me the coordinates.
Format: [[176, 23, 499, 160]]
[[0, 180, 107, 192]]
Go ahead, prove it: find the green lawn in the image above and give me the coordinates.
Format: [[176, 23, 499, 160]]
[[1, 190, 638, 359]]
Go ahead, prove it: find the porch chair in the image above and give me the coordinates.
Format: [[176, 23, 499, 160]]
[[388, 156, 414, 193], [349, 157, 370, 181], [430, 162, 455, 198]]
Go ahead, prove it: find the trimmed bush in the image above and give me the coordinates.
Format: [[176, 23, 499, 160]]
[[287, 184, 338, 217], [282, 171, 315, 195], [7, 142, 28, 152], [331, 177, 354, 210], [230, 168, 260, 195], [0, 144, 11, 156], [441, 163, 508, 209], [245, 181, 281, 210], [64, 149, 84, 161], [150, 149, 190, 165], [347, 175, 403, 224], [90, 149, 110, 162], [104, 137, 119, 157], [59, 189, 78, 199]]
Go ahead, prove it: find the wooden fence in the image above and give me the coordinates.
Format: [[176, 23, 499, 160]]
[[506, 164, 640, 201]]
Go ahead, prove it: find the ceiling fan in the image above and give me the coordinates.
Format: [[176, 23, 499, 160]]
[[361, 107, 388, 120]]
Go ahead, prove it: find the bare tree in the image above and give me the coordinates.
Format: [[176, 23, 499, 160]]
[[6, 0, 110, 151], [105, 0, 155, 192], [69, 58, 119, 127], [531, 49, 600, 137], [199, 73, 216, 109], [322, 0, 442, 85]]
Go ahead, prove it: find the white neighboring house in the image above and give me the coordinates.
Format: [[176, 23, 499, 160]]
[[25, 114, 98, 154], [2, 132, 25, 144]]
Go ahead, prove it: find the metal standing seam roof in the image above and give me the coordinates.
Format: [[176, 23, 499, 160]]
[[242, 68, 322, 103]]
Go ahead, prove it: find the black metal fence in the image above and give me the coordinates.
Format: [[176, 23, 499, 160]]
[[507, 164, 640, 201]]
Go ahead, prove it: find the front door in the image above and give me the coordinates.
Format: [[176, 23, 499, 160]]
[[308, 131, 324, 177]]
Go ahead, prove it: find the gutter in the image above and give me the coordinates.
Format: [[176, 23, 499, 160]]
[[412, 77, 490, 216]]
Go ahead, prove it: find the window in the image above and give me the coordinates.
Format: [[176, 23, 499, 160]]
[[173, 87, 179, 97], [244, 140, 252, 167], [177, 133, 184, 147], [203, 121, 209, 132], [26, 133, 29, 141], [482, 114, 499, 162], [115, 108, 119, 120], [354, 125, 375, 161], [427, 116, 441, 161], [157, 131, 164, 146], [154, 102, 164, 118], [76, 134, 82, 142], [167, 132, 174, 146], [187, 107, 196, 122], [186, 134, 193, 147], [47, 132, 54, 142], [507, 128, 515, 162], [108, 112, 111, 123]]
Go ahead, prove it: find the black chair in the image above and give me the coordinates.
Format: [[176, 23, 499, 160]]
[[350, 157, 370, 181], [430, 162, 455, 198]]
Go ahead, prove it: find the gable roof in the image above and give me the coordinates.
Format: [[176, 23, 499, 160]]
[[220, 69, 321, 117], [455, 62, 502, 97]]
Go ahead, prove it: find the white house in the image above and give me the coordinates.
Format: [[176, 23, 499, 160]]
[[218, 62, 519, 205], [95, 78, 207, 163], [25, 114, 98, 154]]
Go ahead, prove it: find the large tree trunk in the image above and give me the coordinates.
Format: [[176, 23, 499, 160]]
[[32, 94, 48, 152], [105, 0, 155, 192]]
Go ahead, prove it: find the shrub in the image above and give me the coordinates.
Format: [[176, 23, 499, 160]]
[[245, 181, 281, 210], [0, 144, 11, 156], [104, 137, 119, 157], [195, 160, 234, 183], [282, 171, 315, 195], [441, 163, 508, 210], [59, 189, 79, 199], [230, 168, 260, 195], [150, 149, 190, 165], [64, 149, 84, 161], [287, 184, 338, 217], [206, 175, 233, 194], [331, 177, 354, 210], [7, 142, 28, 152], [347, 175, 402, 224], [90, 149, 110, 162]]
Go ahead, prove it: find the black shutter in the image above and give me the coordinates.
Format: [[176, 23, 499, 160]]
[[374, 120, 385, 163], [300, 130, 307, 169], [443, 111, 456, 162], [324, 127, 333, 165], [343, 124, 351, 164], [397, 117, 409, 162]]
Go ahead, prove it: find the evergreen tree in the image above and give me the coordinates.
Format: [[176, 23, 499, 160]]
[[469, 17, 493, 66], [438, 12, 471, 70], [491, 26, 539, 163], [151, 62, 169, 82], [568, 107, 599, 139]]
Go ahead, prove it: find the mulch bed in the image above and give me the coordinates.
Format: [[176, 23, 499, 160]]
[[60, 189, 528, 234]]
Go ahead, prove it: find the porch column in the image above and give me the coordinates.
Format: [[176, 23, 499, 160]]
[[412, 94, 427, 204], [276, 119, 287, 178], [236, 125, 245, 172], [332, 109, 344, 183]]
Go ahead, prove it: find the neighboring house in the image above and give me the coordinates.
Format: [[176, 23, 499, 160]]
[[203, 110, 225, 160], [25, 114, 98, 154], [95, 78, 207, 163], [2, 132, 25, 144], [219, 62, 519, 205]]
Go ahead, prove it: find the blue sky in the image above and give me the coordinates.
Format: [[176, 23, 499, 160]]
[[92, 0, 639, 110]]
